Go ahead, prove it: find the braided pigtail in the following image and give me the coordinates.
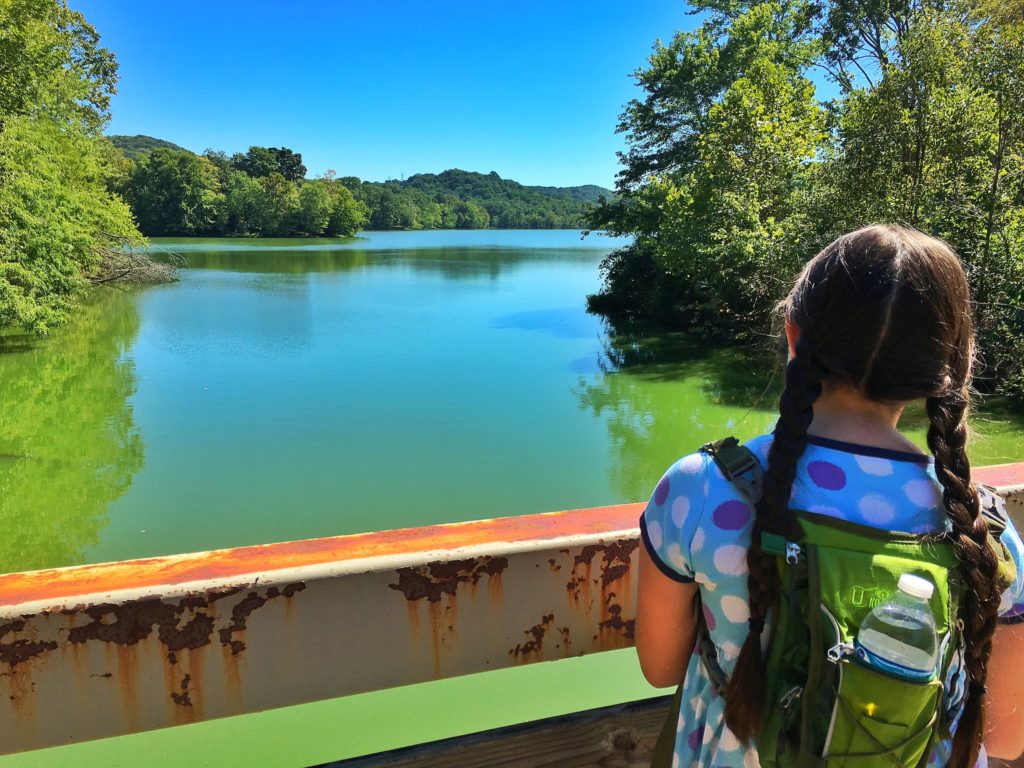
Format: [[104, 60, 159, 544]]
[[724, 337, 825, 741], [927, 389, 1002, 768]]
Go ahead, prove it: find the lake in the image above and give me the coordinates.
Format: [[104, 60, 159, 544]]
[[2, 229, 1022, 767]]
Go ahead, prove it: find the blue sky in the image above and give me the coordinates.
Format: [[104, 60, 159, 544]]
[[73, 0, 697, 188]]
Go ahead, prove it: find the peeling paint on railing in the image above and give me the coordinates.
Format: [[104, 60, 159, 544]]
[[0, 464, 1021, 755]]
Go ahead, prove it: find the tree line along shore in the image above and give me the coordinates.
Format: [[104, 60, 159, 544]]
[[109, 136, 612, 238]]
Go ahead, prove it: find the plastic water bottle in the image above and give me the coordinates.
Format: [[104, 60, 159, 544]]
[[854, 574, 939, 682]]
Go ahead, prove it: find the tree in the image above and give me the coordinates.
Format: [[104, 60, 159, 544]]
[[811, 6, 1024, 396], [223, 169, 268, 234], [232, 146, 277, 178], [454, 201, 490, 229], [292, 181, 331, 235], [325, 182, 368, 236], [202, 148, 233, 181], [127, 149, 225, 236], [0, 0, 146, 332], [258, 172, 299, 235], [271, 147, 306, 181], [231, 145, 306, 181], [591, 1, 824, 334], [590, 0, 1024, 401], [0, 0, 117, 128]]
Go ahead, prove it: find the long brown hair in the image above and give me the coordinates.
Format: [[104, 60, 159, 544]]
[[723, 225, 1001, 768]]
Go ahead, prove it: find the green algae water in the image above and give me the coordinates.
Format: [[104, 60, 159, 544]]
[[2, 229, 1023, 767]]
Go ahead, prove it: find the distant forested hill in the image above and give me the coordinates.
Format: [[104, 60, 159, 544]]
[[526, 184, 611, 204], [108, 135, 190, 160], [394, 169, 614, 229], [106, 138, 614, 235]]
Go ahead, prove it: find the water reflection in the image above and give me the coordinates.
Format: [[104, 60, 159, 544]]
[[150, 230, 629, 254], [167, 247, 372, 274], [579, 324, 1024, 502], [168, 245, 602, 281], [0, 289, 143, 573], [575, 328, 779, 502]]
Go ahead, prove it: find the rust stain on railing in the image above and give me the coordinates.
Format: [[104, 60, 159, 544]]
[[388, 557, 508, 604]]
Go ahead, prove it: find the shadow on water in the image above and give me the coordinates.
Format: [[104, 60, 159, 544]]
[[154, 242, 601, 281], [0, 288, 144, 574], [494, 307, 603, 339], [590, 323, 782, 404]]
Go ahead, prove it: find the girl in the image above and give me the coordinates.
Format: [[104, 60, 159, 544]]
[[636, 225, 1024, 767]]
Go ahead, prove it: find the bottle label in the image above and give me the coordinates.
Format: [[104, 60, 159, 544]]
[[854, 640, 937, 682]]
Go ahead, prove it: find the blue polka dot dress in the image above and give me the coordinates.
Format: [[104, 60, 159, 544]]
[[640, 434, 1024, 768]]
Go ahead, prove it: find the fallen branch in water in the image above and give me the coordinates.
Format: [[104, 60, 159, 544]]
[[86, 236, 181, 286]]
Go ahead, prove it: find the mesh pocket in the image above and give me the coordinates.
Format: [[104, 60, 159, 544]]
[[823, 659, 942, 767]]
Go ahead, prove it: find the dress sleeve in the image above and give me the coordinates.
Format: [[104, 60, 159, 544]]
[[639, 451, 710, 584], [997, 512, 1024, 625]]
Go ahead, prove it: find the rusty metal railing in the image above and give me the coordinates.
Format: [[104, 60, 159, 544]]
[[1, 463, 1022, 756]]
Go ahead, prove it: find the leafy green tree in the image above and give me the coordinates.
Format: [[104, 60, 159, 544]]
[[591, 1, 823, 334], [454, 201, 490, 229], [292, 181, 331, 235], [440, 200, 459, 228], [202, 148, 233, 182], [0, 0, 145, 332], [367, 186, 404, 229], [591, 0, 1024, 401], [0, 0, 116, 128], [0, 117, 140, 331], [325, 182, 368, 236], [127, 149, 225, 236], [231, 145, 306, 181], [259, 172, 299, 235], [223, 169, 269, 234], [811, 6, 1024, 395], [271, 147, 306, 181], [232, 145, 278, 178]]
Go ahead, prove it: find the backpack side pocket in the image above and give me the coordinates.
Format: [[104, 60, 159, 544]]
[[823, 659, 942, 767]]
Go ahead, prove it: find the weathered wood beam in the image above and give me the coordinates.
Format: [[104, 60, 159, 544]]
[[322, 696, 673, 768]]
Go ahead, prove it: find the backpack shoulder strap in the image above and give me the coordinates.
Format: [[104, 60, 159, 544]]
[[977, 483, 1018, 593], [700, 436, 764, 508], [978, 483, 1010, 535], [692, 438, 765, 698]]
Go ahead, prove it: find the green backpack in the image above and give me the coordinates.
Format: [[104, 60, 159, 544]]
[[650, 437, 1017, 768]]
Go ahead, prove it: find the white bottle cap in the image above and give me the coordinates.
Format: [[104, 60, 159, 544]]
[[898, 573, 935, 601]]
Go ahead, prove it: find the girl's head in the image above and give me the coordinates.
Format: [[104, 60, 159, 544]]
[[782, 224, 974, 403], [724, 225, 1000, 768]]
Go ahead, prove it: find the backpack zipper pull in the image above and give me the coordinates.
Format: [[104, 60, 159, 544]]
[[780, 685, 803, 710], [775, 686, 803, 758], [827, 642, 856, 663], [785, 542, 803, 565]]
